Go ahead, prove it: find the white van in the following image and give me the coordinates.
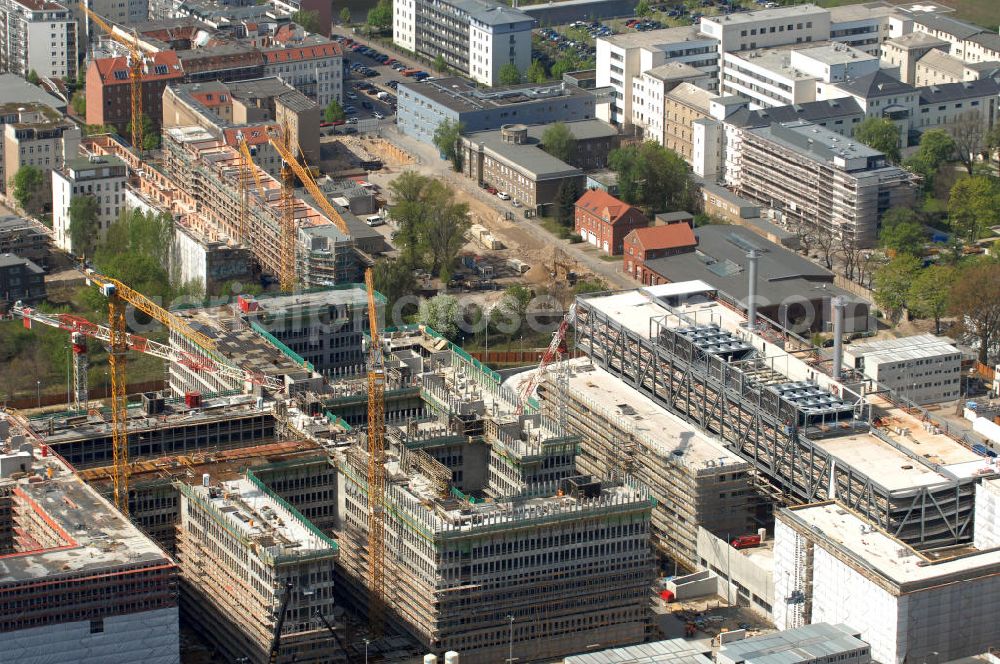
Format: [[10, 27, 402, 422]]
[[365, 215, 384, 227]]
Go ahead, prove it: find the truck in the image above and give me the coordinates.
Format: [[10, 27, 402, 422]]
[[730, 534, 762, 549]]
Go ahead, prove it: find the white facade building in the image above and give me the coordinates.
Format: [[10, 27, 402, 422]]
[[261, 41, 343, 109], [827, 3, 897, 56], [392, 0, 533, 87], [597, 26, 719, 127], [721, 43, 880, 110], [52, 155, 127, 255], [843, 334, 961, 405], [0, 0, 76, 80], [699, 4, 831, 54], [775, 503, 1000, 664]]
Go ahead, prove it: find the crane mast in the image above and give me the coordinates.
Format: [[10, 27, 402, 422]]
[[515, 305, 576, 416], [267, 130, 388, 634]]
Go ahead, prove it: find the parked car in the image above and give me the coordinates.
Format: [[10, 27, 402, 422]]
[[373, 111, 385, 119], [497, 191, 511, 200], [730, 534, 762, 549], [486, 185, 497, 194], [511, 199, 521, 208], [346, 116, 359, 124]]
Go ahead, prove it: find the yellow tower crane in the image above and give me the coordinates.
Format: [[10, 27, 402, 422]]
[[235, 131, 266, 246], [83, 269, 219, 515], [79, 3, 152, 158], [267, 130, 387, 634]]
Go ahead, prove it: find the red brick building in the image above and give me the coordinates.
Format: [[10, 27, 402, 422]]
[[86, 51, 183, 142], [574, 189, 649, 255], [623, 223, 697, 285]]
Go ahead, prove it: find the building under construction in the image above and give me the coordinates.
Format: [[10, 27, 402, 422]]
[[573, 281, 991, 548], [333, 328, 656, 663], [0, 412, 179, 664], [176, 475, 346, 664], [159, 126, 367, 288], [520, 357, 764, 570]]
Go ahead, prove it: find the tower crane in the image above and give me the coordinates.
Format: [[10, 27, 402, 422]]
[[11, 303, 285, 401], [80, 268, 224, 515], [79, 3, 152, 157], [515, 304, 576, 416], [235, 131, 267, 246], [267, 129, 387, 635]]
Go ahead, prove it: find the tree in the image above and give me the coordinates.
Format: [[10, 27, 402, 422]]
[[555, 179, 580, 228], [434, 54, 447, 73], [366, 0, 392, 30], [498, 62, 521, 85], [491, 285, 534, 339], [986, 125, 1000, 164], [432, 119, 464, 172], [837, 234, 865, 282], [339, 7, 352, 24], [908, 265, 954, 334], [388, 173, 470, 279], [26, 70, 39, 85], [324, 99, 345, 123], [948, 111, 985, 175], [948, 175, 1000, 242], [68, 195, 100, 258], [373, 257, 418, 321], [526, 59, 547, 84], [903, 129, 954, 191], [609, 142, 696, 214], [541, 122, 576, 164], [291, 9, 320, 33], [878, 207, 927, 256], [418, 294, 460, 340], [71, 90, 86, 116], [949, 261, 1000, 363], [872, 254, 921, 324], [853, 117, 900, 164], [10, 165, 45, 216], [126, 113, 159, 150], [550, 56, 577, 80], [635, 0, 652, 16]]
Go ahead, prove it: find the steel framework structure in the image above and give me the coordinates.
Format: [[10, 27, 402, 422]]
[[573, 295, 977, 548]]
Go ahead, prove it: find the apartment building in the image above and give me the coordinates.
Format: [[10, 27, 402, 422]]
[[843, 334, 961, 405], [622, 222, 696, 286], [915, 49, 1000, 86], [726, 119, 916, 246], [0, 252, 44, 304], [632, 61, 713, 144], [663, 82, 714, 160], [177, 477, 346, 663], [597, 26, 719, 127], [393, 0, 534, 87], [915, 76, 1000, 133], [261, 40, 343, 109], [0, 102, 77, 195], [85, 51, 184, 141], [51, 155, 127, 255], [0, 0, 76, 80], [721, 42, 880, 110]]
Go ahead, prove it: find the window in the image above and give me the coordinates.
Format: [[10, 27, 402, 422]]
[[90, 619, 104, 634]]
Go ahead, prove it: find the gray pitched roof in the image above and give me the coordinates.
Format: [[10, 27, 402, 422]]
[[915, 14, 986, 41], [918, 76, 1000, 104], [726, 98, 863, 129], [835, 70, 916, 99]]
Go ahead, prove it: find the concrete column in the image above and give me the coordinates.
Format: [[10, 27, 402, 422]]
[[832, 296, 845, 380], [746, 249, 759, 330]]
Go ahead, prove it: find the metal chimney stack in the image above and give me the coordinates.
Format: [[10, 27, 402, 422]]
[[831, 296, 845, 380], [746, 249, 759, 330]]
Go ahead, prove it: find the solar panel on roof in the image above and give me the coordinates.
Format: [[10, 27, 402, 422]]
[[726, 231, 766, 254]]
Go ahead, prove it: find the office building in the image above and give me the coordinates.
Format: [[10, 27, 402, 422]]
[[52, 155, 127, 255], [393, 0, 534, 87], [725, 119, 916, 246], [397, 77, 597, 145], [0, 102, 78, 195], [0, 412, 180, 664], [775, 501, 1000, 664], [661, 82, 714, 160], [881, 31, 948, 84], [0, 214, 49, 266], [699, 5, 831, 54], [0, 0, 76, 80], [632, 61, 714, 143], [177, 476, 346, 663], [843, 334, 962, 404]]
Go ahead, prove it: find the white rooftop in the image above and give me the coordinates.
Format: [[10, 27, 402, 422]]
[[602, 25, 713, 50], [782, 502, 1000, 588], [703, 3, 827, 26], [846, 333, 959, 363]]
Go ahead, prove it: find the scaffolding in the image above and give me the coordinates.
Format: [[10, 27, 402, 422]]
[[574, 292, 977, 548]]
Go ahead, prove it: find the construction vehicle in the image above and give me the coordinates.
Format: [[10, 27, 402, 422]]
[[515, 305, 576, 416], [79, 3, 153, 156], [266, 129, 387, 635], [267, 580, 295, 663]]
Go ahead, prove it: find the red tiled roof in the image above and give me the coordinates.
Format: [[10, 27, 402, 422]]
[[627, 224, 697, 251], [93, 51, 183, 86], [576, 189, 636, 225], [261, 42, 342, 63]]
